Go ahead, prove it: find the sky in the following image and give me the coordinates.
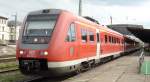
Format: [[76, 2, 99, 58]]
[[0, 0, 150, 29]]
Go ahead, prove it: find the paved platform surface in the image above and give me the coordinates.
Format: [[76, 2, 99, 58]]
[[63, 51, 150, 82]]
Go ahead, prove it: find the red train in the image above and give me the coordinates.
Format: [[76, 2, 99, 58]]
[[16, 9, 141, 76]]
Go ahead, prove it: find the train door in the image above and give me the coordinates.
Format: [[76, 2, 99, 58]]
[[96, 29, 100, 61], [66, 23, 78, 59]]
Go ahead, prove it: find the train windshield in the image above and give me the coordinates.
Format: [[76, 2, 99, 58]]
[[24, 14, 58, 36], [22, 14, 58, 44]]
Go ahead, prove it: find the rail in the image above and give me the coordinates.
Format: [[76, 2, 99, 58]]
[[19, 76, 45, 82], [0, 55, 16, 62], [0, 68, 18, 74]]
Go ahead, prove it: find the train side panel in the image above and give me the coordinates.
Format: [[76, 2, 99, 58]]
[[99, 27, 124, 58]]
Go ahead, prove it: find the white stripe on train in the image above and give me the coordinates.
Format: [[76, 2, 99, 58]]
[[48, 51, 123, 68]]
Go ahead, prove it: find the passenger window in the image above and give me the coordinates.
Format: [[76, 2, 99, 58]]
[[97, 33, 100, 42], [118, 39, 120, 44], [111, 37, 113, 43], [122, 40, 124, 44], [114, 37, 116, 43], [112, 37, 114, 43], [109, 36, 111, 43], [105, 35, 107, 43], [81, 29, 87, 42], [89, 31, 94, 42], [66, 23, 76, 42]]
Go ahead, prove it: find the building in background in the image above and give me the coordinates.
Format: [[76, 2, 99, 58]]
[[8, 20, 21, 43], [0, 16, 9, 45], [0, 16, 21, 45]]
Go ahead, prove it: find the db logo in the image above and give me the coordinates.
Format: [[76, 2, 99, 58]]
[[27, 50, 35, 57]]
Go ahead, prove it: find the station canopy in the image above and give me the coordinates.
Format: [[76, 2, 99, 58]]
[[127, 27, 150, 43], [107, 24, 150, 43]]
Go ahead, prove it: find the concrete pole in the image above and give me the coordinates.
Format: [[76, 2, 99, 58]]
[[110, 16, 112, 25], [13, 13, 17, 41], [79, 0, 82, 16]]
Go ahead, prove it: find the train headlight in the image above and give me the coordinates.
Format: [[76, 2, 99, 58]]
[[44, 51, 48, 56], [20, 50, 24, 54], [40, 51, 48, 56]]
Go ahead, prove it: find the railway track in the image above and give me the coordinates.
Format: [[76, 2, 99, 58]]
[[0, 55, 16, 62], [0, 68, 19, 74], [19, 76, 47, 82], [20, 76, 73, 82], [0, 55, 18, 74]]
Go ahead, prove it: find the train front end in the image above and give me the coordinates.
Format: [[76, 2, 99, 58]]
[[16, 9, 62, 75]]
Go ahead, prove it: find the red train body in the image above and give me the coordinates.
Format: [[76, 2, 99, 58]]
[[16, 9, 140, 76]]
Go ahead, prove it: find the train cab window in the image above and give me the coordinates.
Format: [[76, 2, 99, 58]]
[[66, 23, 76, 42], [24, 15, 58, 37], [81, 29, 87, 42], [89, 31, 94, 42], [105, 35, 107, 43], [22, 15, 58, 44]]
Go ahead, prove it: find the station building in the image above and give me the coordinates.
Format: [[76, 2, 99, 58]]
[[0, 16, 9, 44], [8, 21, 21, 43], [0, 16, 21, 45]]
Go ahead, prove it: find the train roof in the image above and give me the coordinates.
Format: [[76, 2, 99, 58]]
[[27, 9, 123, 37], [100, 25, 123, 37], [28, 9, 66, 15]]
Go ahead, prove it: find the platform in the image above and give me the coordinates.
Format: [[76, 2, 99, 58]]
[[141, 61, 150, 75], [63, 51, 150, 82]]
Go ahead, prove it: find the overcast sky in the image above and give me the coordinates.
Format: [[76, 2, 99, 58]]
[[0, 0, 150, 29]]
